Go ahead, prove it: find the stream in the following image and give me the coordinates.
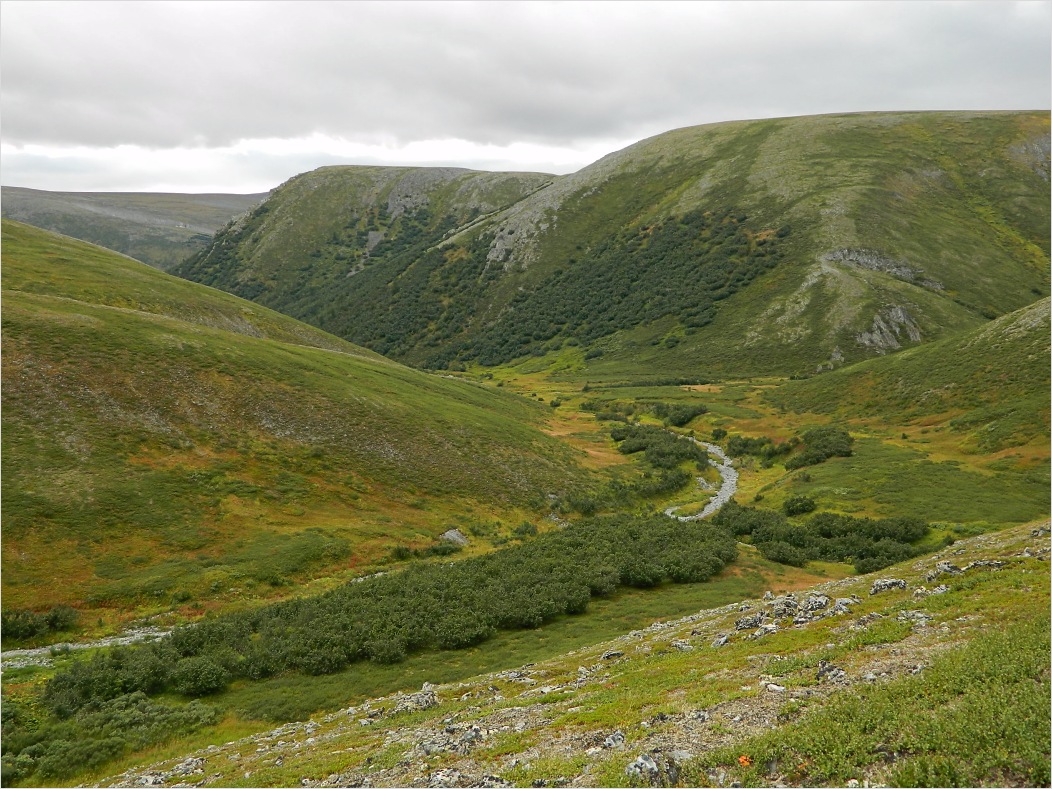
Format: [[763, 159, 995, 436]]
[[663, 438, 739, 521]]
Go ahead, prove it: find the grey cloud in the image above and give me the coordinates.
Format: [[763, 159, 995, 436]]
[[3, 1, 1048, 151]]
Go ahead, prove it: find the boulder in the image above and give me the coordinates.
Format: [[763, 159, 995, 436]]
[[440, 529, 469, 546]]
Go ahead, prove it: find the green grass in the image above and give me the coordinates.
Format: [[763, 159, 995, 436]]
[[685, 612, 1051, 787], [1, 220, 591, 625]]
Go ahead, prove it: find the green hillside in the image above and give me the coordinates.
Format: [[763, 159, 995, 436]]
[[770, 298, 1051, 453], [176, 111, 1050, 378], [1, 220, 590, 624], [0, 187, 266, 270]]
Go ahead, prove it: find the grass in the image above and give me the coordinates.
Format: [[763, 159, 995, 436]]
[[1, 220, 592, 628], [685, 611, 1050, 787]]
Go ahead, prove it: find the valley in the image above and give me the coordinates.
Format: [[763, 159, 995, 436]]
[[1, 110, 1048, 788]]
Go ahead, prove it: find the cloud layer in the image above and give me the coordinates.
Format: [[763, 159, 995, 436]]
[[2, 0, 1049, 191]]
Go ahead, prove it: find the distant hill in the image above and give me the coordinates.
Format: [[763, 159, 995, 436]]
[[0, 186, 268, 269], [1, 220, 589, 617], [175, 111, 1050, 378]]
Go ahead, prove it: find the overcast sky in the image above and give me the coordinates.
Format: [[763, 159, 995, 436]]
[[1, 0, 1049, 193]]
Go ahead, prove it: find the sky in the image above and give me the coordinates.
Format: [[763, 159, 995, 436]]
[[1, 0, 1049, 194]]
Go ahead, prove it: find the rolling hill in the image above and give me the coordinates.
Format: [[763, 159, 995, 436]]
[[175, 111, 1050, 378], [0, 187, 267, 270], [1, 220, 591, 623]]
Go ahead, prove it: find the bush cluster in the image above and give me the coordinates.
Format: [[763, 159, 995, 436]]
[[784, 426, 854, 469], [38, 516, 737, 720], [610, 423, 708, 469], [1, 606, 78, 643], [1, 692, 218, 785], [713, 502, 929, 573]]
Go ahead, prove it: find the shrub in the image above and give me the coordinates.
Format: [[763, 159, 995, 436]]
[[783, 495, 817, 517], [169, 657, 230, 697]]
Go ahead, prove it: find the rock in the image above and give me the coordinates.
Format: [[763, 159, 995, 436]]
[[604, 730, 626, 749], [735, 612, 765, 631], [1031, 526, 1050, 537], [440, 529, 469, 546], [870, 578, 907, 595], [670, 639, 693, 652], [171, 757, 205, 776], [931, 584, 949, 595], [394, 688, 438, 714], [626, 754, 659, 783], [829, 598, 854, 616], [478, 779, 511, 789], [689, 710, 710, 722], [601, 649, 624, 660], [817, 660, 846, 682], [429, 768, 463, 788], [766, 682, 786, 693], [751, 623, 779, 638], [763, 591, 774, 601], [711, 634, 730, 648], [963, 559, 1006, 571], [802, 593, 831, 612]]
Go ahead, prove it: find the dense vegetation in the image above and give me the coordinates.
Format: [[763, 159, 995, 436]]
[[1, 515, 736, 783], [424, 209, 786, 367], [713, 501, 931, 573]]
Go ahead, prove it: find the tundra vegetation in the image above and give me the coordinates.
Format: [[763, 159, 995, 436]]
[[2, 110, 1050, 787]]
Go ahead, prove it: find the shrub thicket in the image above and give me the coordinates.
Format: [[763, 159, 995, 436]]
[[713, 502, 928, 573]]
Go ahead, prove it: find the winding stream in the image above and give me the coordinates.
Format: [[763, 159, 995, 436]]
[[663, 438, 738, 521]]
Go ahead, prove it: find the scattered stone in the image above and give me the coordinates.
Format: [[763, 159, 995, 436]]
[[689, 710, 710, 722], [931, 584, 949, 595], [1031, 526, 1050, 537], [670, 639, 693, 652], [766, 682, 786, 693], [763, 591, 774, 601], [711, 634, 730, 648], [601, 649, 624, 661], [751, 623, 779, 638], [604, 731, 626, 749], [817, 660, 847, 682], [870, 578, 907, 595], [479, 778, 511, 789], [829, 598, 855, 616]]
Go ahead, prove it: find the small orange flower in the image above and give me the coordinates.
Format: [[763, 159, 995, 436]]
[[738, 755, 752, 767]]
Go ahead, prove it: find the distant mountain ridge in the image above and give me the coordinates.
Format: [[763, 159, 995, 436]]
[[0, 186, 267, 269], [175, 110, 1050, 378]]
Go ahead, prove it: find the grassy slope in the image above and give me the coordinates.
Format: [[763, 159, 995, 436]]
[[85, 522, 1051, 788], [770, 297, 1051, 453], [1, 220, 589, 626], [175, 111, 1049, 378], [0, 187, 266, 270]]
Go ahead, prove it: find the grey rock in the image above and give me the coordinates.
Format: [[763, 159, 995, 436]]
[[802, 593, 831, 611], [604, 730, 626, 749], [394, 688, 438, 714], [440, 529, 469, 547], [670, 639, 694, 652], [601, 649, 624, 660], [931, 584, 950, 595], [735, 612, 765, 631], [817, 660, 846, 682], [870, 578, 907, 595], [711, 634, 730, 648], [429, 768, 463, 788]]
